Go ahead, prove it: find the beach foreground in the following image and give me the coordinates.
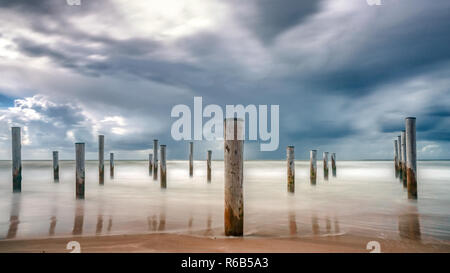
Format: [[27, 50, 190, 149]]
[[1, 233, 449, 253]]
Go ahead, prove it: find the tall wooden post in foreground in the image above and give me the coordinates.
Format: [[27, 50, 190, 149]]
[[310, 150, 317, 185], [287, 146, 295, 193], [153, 139, 158, 180], [149, 154, 153, 176], [98, 135, 104, 185], [189, 142, 194, 177], [110, 153, 114, 179], [160, 145, 167, 188], [12, 127, 22, 192], [53, 151, 59, 182], [331, 153, 337, 177], [394, 139, 399, 176], [75, 143, 85, 199], [406, 117, 417, 199], [323, 152, 329, 180], [224, 118, 244, 236], [401, 130, 407, 185], [207, 150, 212, 182]]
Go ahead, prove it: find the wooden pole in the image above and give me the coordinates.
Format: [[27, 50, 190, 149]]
[[310, 150, 317, 185], [287, 146, 295, 193], [160, 145, 167, 188], [110, 152, 114, 179], [401, 130, 407, 185], [323, 152, 329, 180], [189, 142, 194, 177], [153, 139, 158, 180], [75, 143, 85, 199], [394, 139, 399, 176], [397, 135, 402, 180], [207, 150, 212, 182], [98, 135, 104, 185], [149, 153, 153, 176], [11, 127, 21, 192], [224, 118, 244, 236], [53, 151, 59, 182], [331, 152, 336, 177], [406, 117, 417, 199]]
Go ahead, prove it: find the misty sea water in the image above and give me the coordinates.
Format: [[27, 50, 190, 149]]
[[0, 160, 449, 244]]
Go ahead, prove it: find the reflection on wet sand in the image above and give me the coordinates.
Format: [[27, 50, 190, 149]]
[[72, 202, 84, 235], [148, 215, 157, 231], [398, 206, 421, 241], [311, 214, 320, 235], [49, 216, 57, 236], [288, 212, 297, 235], [96, 215, 103, 235], [7, 194, 21, 239], [204, 214, 213, 236], [326, 217, 332, 233], [107, 217, 113, 232], [158, 213, 166, 231]]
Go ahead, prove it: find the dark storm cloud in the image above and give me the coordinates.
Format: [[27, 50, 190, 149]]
[[233, 0, 323, 42]]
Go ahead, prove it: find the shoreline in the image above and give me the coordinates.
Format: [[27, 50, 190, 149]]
[[1, 233, 449, 253]]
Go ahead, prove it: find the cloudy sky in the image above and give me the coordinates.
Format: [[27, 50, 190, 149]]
[[0, 0, 449, 160]]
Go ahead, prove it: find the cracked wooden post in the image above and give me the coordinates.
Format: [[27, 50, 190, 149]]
[[153, 139, 158, 180], [331, 153, 336, 177], [310, 150, 317, 185], [148, 153, 153, 176], [11, 127, 22, 192], [110, 153, 114, 179], [397, 135, 403, 180], [53, 151, 59, 182], [160, 145, 167, 188], [98, 135, 104, 185], [224, 118, 244, 236], [323, 152, 329, 180], [75, 143, 85, 199], [287, 146, 295, 193], [207, 150, 212, 182], [401, 130, 407, 186], [394, 139, 399, 176], [406, 117, 417, 199], [189, 142, 194, 177]]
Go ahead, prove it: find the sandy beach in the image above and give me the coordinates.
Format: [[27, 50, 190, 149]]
[[1, 233, 449, 253]]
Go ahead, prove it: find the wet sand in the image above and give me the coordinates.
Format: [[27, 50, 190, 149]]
[[0, 233, 448, 253]]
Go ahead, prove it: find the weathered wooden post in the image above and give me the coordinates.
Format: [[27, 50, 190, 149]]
[[207, 150, 212, 182], [401, 130, 407, 185], [153, 139, 158, 180], [406, 117, 417, 199], [287, 146, 295, 193], [310, 150, 317, 185], [11, 127, 22, 192], [98, 135, 104, 185], [149, 154, 153, 176], [110, 152, 114, 179], [189, 142, 194, 177], [75, 143, 85, 199], [224, 118, 244, 236], [160, 145, 167, 188], [53, 151, 59, 182], [394, 139, 399, 176], [397, 135, 402, 180], [323, 152, 329, 180], [331, 153, 337, 177]]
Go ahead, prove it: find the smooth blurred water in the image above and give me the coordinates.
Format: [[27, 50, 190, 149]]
[[0, 160, 449, 243]]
